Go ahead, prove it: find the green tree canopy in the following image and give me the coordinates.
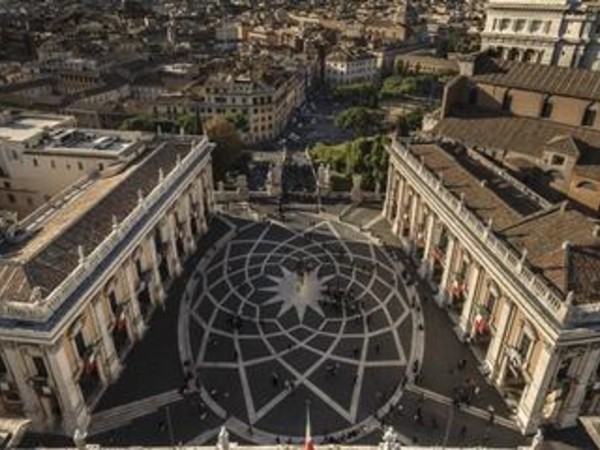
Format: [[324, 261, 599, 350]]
[[204, 116, 243, 182], [119, 115, 156, 132], [335, 107, 384, 136], [332, 83, 379, 108]]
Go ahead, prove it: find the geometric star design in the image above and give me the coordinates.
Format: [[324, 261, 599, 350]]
[[263, 267, 334, 321]]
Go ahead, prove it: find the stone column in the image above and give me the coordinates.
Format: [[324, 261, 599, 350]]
[[92, 299, 121, 380], [182, 194, 196, 254], [419, 211, 435, 278], [517, 342, 561, 434], [148, 237, 166, 304], [408, 195, 419, 242], [486, 298, 513, 382], [435, 236, 456, 307], [3, 345, 44, 426], [45, 343, 89, 435], [558, 345, 600, 427], [392, 178, 405, 235], [383, 166, 394, 220], [197, 180, 208, 233], [167, 214, 183, 276], [125, 264, 146, 338], [458, 263, 482, 336]]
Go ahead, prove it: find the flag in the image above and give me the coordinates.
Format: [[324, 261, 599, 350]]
[[304, 403, 314, 450]]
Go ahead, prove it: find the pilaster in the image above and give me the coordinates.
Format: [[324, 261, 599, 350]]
[[92, 299, 121, 380], [2, 346, 44, 426], [46, 343, 89, 435], [486, 298, 513, 383], [459, 263, 482, 335], [125, 264, 146, 338], [435, 236, 456, 307], [517, 342, 560, 434], [558, 345, 600, 427]]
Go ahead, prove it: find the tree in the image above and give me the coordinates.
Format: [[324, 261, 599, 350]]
[[204, 116, 243, 182], [225, 112, 249, 132], [119, 115, 156, 132], [335, 107, 383, 136]]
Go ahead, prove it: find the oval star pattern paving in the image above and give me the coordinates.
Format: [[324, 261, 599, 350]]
[[179, 218, 422, 440]]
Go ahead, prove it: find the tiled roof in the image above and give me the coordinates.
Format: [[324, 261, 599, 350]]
[[498, 208, 600, 303], [407, 144, 600, 303], [473, 57, 600, 101], [433, 109, 600, 162], [0, 139, 192, 304], [409, 144, 530, 231]]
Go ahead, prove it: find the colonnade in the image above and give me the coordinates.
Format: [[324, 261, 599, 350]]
[[383, 159, 600, 434]]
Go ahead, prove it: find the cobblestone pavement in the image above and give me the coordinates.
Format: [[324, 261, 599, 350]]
[[179, 217, 421, 441]]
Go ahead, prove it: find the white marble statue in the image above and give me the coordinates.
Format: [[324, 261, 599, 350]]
[[217, 426, 230, 450]]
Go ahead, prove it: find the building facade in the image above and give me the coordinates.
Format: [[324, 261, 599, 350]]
[[0, 115, 216, 435], [429, 54, 600, 214], [192, 68, 306, 144], [481, 0, 600, 69], [325, 48, 379, 87], [383, 137, 600, 434]]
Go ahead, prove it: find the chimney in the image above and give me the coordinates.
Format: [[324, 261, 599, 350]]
[[560, 201, 568, 213]]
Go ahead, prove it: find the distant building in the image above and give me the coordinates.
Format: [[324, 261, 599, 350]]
[[325, 47, 379, 86], [384, 136, 600, 434], [0, 112, 215, 434], [481, 0, 600, 69], [192, 67, 306, 144]]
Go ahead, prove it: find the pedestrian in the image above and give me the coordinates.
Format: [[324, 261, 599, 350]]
[[488, 405, 495, 426]]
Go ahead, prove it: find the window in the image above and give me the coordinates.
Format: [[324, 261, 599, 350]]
[[27, 197, 33, 206], [541, 98, 553, 118], [7, 194, 15, 204], [514, 19, 526, 32], [50, 160, 56, 169], [499, 19, 511, 31], [0, 354, 7, 376], [544, 21, 552, 34], [32, 356, 48, 378], [74, 332, 86, 358], [78, 162, 84, 171], [530, 20, 542, 33], [583, 107, 597, 127], [576, 180, 597, 191], [502, 92, 513, 111], [550, 154, 565, 166], [33, 158, 38, 167], [135, 258, 143, 278], [3, 182, 10, 189], [468, 88, 478, 105], [518, 332, 532, 360], [98, 163, 104, 171], [108, 291, 119, 316]]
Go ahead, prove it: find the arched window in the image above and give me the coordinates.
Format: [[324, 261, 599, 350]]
[[582, 104, 597, 127], [576, 180, 597, 191], [541, 96, 553, 118], [502, 90, 513, 111]]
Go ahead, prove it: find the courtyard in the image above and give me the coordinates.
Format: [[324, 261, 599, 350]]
[[22, 204, 533, 448]]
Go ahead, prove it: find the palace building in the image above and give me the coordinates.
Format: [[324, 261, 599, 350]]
[[426, 53, 600, 215], [383, 136, 600, 434], [481, 0, 600, 70], [0, 112, 216, 435]]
